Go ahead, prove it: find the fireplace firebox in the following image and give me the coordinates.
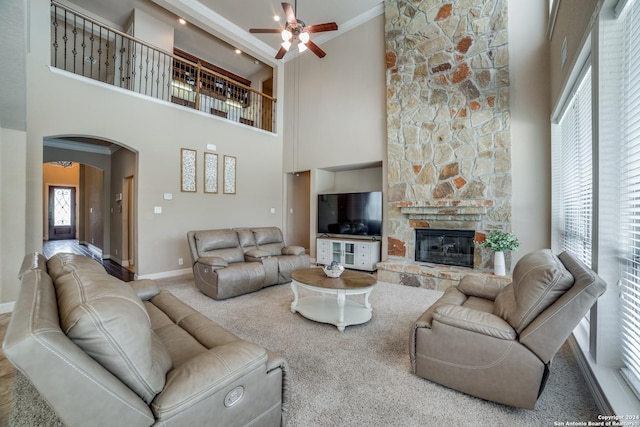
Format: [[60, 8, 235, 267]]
[[415, 229, 475, 268]]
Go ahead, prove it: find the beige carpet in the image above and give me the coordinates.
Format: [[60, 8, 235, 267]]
[[10, 276, 599, 426], [157, 276, 598, 426]]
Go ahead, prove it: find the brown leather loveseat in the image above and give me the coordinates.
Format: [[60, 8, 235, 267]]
[[187, 226, 310, 300], [410, 249, 606, 409], [3, 252, 290, 426]]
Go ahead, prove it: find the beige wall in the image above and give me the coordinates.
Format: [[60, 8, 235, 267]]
[[110, 147, 137, 266], [283, 16, 387, 173], [0, 128, 27, 304], [509, 0, 553, 263], [81, 165, 104, 249], [549, 0, 601, 113]]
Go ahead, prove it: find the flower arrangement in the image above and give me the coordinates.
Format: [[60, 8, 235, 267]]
[[475, 230, 519, 252]]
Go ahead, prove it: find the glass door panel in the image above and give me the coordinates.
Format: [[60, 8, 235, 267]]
[[344, 242, 355, 265], [331, 241, 342, 263]]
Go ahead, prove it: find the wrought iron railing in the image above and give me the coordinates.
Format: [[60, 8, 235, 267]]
[[50, 1, 276, 132]]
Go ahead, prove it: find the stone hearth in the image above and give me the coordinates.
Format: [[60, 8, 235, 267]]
[[381, 0, 513, 290]]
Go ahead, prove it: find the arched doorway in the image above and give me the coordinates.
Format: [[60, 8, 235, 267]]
[[43, 136, 138, 275]]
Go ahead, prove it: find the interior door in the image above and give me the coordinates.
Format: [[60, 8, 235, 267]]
[[48, 186, 76, 240]]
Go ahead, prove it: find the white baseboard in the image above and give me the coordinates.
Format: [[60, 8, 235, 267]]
[[136, 268, 192, 280], [0, 301, 15, 314]]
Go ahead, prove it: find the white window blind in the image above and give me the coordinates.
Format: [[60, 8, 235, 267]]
[[552, 68, 593, 267], [619, 0, 640, 399]]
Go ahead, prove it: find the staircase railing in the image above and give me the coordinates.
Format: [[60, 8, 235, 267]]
[[50, 1, 276, 132]]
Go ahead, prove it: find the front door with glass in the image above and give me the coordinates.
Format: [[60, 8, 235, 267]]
[[48, 186, 76, 240]]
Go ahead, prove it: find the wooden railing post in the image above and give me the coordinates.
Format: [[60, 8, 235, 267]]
[[195, 62, 202, 111]]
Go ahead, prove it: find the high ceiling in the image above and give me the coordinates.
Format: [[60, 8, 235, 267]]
[[65, 0, 384, 79]]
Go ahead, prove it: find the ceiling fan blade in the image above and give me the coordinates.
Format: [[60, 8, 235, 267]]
[[282, 2, 297, 26], [304, 40, 326, 58], [275, 46, 288, 60], [307, 22, 338, 33], [249, 28, 282, 34]]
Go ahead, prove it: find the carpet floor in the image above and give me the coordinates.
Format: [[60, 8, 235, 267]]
[[156, 276, 599, 426], [10, 276, 599, 426]]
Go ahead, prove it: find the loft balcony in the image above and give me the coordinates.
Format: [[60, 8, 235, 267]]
[[50, 1, 276, 132]]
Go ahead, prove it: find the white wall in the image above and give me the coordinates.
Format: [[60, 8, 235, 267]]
[[509, 1, 552, 264]]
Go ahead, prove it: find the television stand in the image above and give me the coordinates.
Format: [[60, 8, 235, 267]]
[[316, 237, 381, 272]]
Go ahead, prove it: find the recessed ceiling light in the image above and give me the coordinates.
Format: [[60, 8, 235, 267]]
[[273, 15, 280, 22], [178, 18, 186, 25], [235, 49, 242, 54]]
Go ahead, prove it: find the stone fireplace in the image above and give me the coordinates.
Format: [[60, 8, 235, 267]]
[[378, 0, 513, 290]]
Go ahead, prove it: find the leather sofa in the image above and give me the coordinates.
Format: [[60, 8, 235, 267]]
[[187, 227, 310, 300], [3, 252, 290, 427], [410, 249, 607, 409]]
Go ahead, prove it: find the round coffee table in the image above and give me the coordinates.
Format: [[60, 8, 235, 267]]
[[290, 268, 377, 331]]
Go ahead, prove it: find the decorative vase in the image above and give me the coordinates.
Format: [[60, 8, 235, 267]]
[[494, 251, 506, 276]]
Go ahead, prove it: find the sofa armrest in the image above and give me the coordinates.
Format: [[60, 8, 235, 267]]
[[129, 279, 160, 301], [266, 349, 291, 424], [282, 246, 305, 256], [245, 249, 271, 262], [433, 304, 516, 340], [151, 341, 267, 421], [197, 257, 228, 268], [457, 274, 511, 301]]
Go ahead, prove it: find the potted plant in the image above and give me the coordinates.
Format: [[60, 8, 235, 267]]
[[475, 230, 520, 276]]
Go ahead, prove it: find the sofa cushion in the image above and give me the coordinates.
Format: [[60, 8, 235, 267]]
[[53, 269, 172, 404], [235, 228, 258, 251], [253, 227, 285, 256], [47, 252, 108, 281], [496, 249, 574, 332], [194, 230, 244, 263]]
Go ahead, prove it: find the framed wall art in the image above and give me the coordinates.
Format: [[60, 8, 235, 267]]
[[223, 155, 236, 194], [204, 152, 218, 194], [180, 148, 197, 192]]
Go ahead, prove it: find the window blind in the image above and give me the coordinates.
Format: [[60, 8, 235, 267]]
[[552, 68, 593, 267], [619, 0, 640, 399]]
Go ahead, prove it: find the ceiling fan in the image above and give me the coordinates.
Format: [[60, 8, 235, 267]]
[[249, 2, 338, 59]]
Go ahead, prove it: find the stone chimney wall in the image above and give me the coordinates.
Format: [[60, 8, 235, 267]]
[[382, 0, 512, 286]]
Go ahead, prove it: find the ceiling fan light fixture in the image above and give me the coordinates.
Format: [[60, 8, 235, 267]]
[[281, 29, 292, 42], [249, 2, 337, 60]]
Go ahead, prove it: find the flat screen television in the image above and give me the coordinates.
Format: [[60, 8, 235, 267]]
[[317, 191, 382, 237]]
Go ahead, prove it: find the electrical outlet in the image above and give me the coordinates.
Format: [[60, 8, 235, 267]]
[[178, 258, 184, 266]]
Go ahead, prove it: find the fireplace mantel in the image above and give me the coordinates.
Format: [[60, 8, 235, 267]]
[[394, 200, 494, 220]]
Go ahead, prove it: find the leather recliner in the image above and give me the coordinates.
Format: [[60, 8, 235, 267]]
[[187, 227, 310, 300], [3, 252, 290, 427], [410, 249, 607, 409]]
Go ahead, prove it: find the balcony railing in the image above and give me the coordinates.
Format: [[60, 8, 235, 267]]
[[50, 1, 276, 132]]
